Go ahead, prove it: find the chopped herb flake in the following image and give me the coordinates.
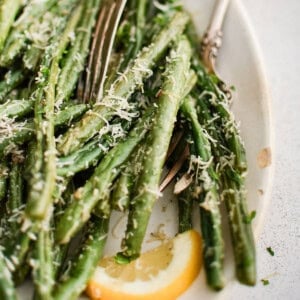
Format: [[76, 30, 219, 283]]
[[266, 247, 275, 256], [261, 279, 270, 286]]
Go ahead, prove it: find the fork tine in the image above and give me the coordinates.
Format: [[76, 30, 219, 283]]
[[159, 144, 190, 192], [89, 3, 116, 99], [83, 4, 107, 102], [165, 130, 184, 161], [83, 0, 127, 103], [96, 0, 127, 99]]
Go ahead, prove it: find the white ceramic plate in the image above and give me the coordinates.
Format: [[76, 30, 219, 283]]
[[19, 0, 273, 299], [95, 0, 273, 299]]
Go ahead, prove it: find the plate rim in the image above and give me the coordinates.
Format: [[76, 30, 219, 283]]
[[232, 0, 275, 239]]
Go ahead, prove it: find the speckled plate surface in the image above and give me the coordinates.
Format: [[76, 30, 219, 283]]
[[19, 0, 273, 299]]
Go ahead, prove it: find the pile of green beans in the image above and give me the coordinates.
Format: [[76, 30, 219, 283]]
[[0, 0, 256, 299]]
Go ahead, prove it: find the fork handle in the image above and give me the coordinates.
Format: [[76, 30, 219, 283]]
[[201, 0, 230, 73]]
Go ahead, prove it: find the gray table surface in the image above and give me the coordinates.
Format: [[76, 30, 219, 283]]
[[231, 1, 300, 299]]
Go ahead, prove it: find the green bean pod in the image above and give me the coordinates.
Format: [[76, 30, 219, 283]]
[[117, 36, 193, 262], [54, 216, 108, 300]]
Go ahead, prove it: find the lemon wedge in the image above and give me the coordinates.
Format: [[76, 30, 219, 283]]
[[86, 230, 202, 300]]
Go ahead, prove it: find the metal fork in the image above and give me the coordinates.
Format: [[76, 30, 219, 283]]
[[80, 0, 230, 191], [159, 0, 230, 191], [82, 0, 127, 103], [201, 0, 230, 76]]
